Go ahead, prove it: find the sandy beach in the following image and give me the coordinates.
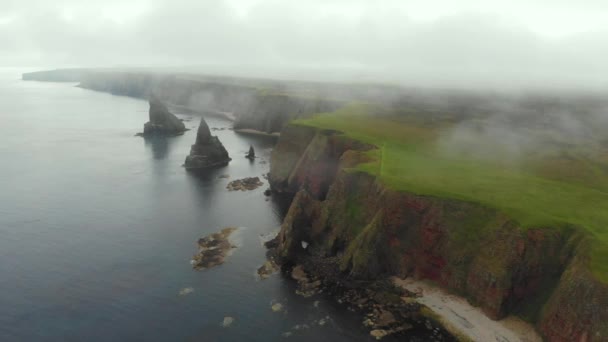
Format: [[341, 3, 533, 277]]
[[393, 277, 542, 342]]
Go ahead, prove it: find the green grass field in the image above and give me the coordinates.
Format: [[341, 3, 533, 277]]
[[294, 104, 608, 282]]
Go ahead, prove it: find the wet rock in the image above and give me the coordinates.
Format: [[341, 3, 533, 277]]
[[191, 227, 238, 270], [142, 96, 187, 136], [374, 309, 397, 328], [184, 117, 231, 170], [370, 329, 389, 340], [271, 303, 284, 312], [226, 177, 264, 191], [222, 316, 234, 328], [257, 260, 280, 280], [291, 265, 307, 282], [178, 287, 194, 296], [264, 188, 272, 196], [291, 265, 322, 298], [264, 236, 279, 249]]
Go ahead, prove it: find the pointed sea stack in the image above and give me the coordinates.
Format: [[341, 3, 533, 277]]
[[246, 145, 255, 160], [142, 96, 186, 136], [184, 117, 231, 169]]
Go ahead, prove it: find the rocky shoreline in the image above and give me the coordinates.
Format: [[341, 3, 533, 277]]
[[263, 238, 456, 341], [267, 123, 608, 341]]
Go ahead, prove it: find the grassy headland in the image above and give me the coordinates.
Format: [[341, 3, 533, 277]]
[[294, 103, 608, 282]]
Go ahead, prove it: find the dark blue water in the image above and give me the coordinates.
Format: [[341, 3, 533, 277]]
[[0, 69, 387, 341]]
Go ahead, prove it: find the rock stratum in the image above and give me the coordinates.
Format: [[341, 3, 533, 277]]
[[184, 117, 231, 169], [269, 124, 608, 342], [142, 96, 186, 136]]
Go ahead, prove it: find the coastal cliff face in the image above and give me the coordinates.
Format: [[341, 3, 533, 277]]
[[234, 94, 342, 134], [269, 124, 608, 341], [76, 72, 338, 134]]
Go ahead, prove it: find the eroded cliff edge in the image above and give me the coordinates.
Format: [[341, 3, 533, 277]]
[[269, 124, 608, 342]]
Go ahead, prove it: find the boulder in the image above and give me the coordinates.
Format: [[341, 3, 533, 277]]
[[142, 96, 186, 136], [184, 117, 231, 169]]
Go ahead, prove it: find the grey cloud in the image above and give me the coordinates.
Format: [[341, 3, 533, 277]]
[[2, 0, 608, 89]]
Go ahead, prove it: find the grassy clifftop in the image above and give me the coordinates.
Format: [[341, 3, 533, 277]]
[[293, 103, 608, 283]]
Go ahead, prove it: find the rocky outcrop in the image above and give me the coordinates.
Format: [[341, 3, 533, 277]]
[[191, 227, 238, 270], [246, 145, 255, 160], [269, 123, 608, 342], [142, 96, 186, 136], [226, 177, 263, 191], [184, 117, 231, 169]]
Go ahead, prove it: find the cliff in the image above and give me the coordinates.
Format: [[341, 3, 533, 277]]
[[269, 123, 608, 341], [23, 69, 361, 134], [76, 71, 341, 133], [22, 69, 94, 82], [233, 93, 342, 134], [184, 117, 231, 170], [142, 96, 186, 136]]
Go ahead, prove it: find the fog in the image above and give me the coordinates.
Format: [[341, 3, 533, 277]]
[[3, 0, 608, 89], [435, 97, 608, 163]]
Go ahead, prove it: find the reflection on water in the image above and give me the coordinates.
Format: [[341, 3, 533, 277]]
[[143, 135, 173, 160]]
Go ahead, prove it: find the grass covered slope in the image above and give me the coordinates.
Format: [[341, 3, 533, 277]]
[[293, 103, 608, 283]]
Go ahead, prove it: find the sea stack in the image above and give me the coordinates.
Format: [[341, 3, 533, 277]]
[[142, 96, 186, 136], [184, 117, 231, 169], [246, 145, 255, 160]]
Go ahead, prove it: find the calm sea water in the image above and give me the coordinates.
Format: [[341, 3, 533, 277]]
[[0, 69, 432, 341]]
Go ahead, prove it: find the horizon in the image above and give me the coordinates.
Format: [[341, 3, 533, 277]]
[[3, 1, 608, 90]]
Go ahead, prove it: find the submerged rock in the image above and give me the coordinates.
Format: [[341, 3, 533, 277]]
[[271, 303, 284, 312], [184, 117, 231, 170], [226, 177, 264, 191], [178, 287, 194, 296], [191, 227, 238, 270], [142, 96, 186, 136], [222, 316, 235, 328]]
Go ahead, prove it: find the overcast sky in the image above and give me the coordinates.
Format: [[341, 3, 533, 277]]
[[3, 0, 608, 88]]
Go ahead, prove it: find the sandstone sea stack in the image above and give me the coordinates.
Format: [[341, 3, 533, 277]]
[[184, 117, 231, 169], [142, 96, 186, 136]]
